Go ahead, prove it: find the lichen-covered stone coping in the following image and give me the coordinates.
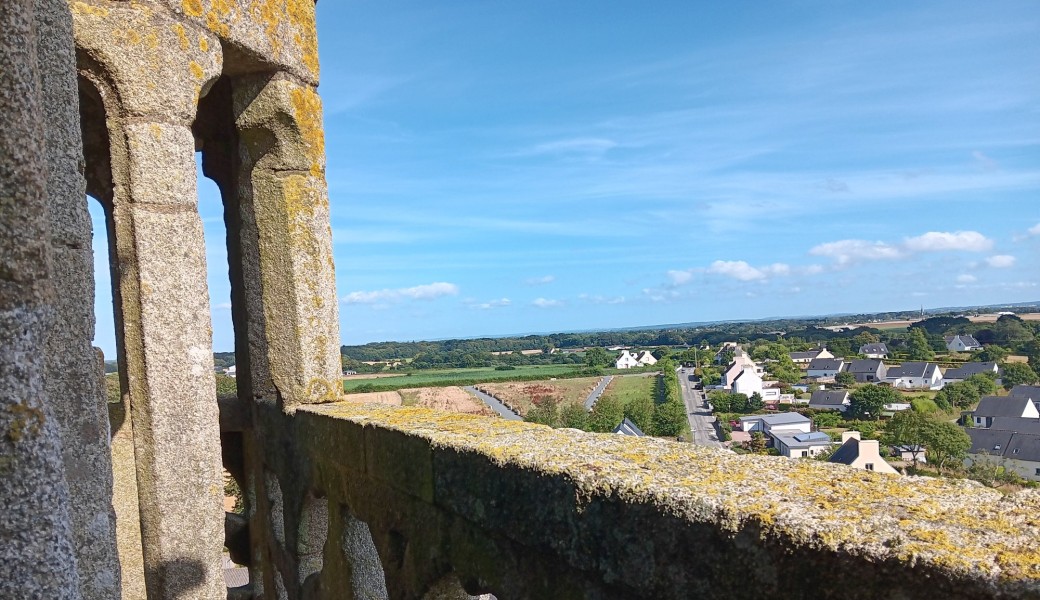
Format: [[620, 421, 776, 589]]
[[301, 402, 1040, 596]]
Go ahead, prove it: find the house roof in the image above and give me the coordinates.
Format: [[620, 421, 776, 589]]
[[1003, 432, 1040, 463], [790, 350, 819, 360], [989, 417, 1040, 434], [943, 362, 998, 381], [846, 359, 885, 374], [886, 362, 938, 379], [808, 357, 845, 371], [859, 343, 889, 354], [945, 334, 982, 347], [775, 431, 833, 448], [612, 417, 646, 437], [1008, 385, 1040, 401], [967, 428, 1016, 456], [828, 438, 864, 466], [974, 396, 1036, 419], [740, 412, 811, 426], [809, 390, 850, 407]]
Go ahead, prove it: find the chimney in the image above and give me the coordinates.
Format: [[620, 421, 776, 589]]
[[842, 431, 861, 442]]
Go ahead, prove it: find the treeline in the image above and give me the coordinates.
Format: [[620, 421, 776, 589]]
[[524, 359, 688, 438]]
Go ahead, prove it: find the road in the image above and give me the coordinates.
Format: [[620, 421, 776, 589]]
[[463, 386, 523, 421], [677, 368, 724, 448], [583, 375, 614, 411]]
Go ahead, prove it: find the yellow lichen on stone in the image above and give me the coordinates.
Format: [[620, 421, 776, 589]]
[[6, 401, 45, 443], [288, 87, 326, 179], [199, 37, 209, 52], [189, 61, 205, 80], [149, 124, 162, 141], [173, 23, 190, 51], [251, 0, 320, 78], [182, 0, 204, 18], [70, 1, 108, 17]]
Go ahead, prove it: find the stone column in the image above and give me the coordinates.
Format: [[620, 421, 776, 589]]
[[0, 0, 82, 597], [39, 0, 121, 596], [70, 4, 227, 598]]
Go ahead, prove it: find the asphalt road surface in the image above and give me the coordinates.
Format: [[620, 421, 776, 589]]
[[583, 375, 614, 410], [677, 368, 724, 448], [463, 386, 523, 421]]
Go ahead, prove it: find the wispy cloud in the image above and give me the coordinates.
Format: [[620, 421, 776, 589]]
[[809, 240, 903, 265], [1029, 223, 1040, 236], [343, 282, 459, 304], [706, 260, 790, 282], [811, 230, 993, 266], [579, 293, 627, 305], [531, 297, 564, 308], [524, 275, 556, 286], [903, 231, 993, 252], [985, 254, 1016, 268], [464, 297, 511, 310], [956, 274, 977, 283], [525, 137, 618, 156], [666, 269, 696, 285]]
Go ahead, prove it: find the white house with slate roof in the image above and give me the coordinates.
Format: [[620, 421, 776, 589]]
[[615, 350, 640, 369], [885, 362, 943, 390], [828, 431, 899, 474], [859, 343, 889, 359], [773, 431, 834, 458], [846, 359, 887, 383], [1008, 385, 1040, 413], [807, 357, 845, 378], [808, 389, 850, 412], [739, 412, 812, 436], [945, 334, 982, 352], [790, 347, 834, 365], [941, 362, 999, 387], [971, 396, 1039, 429]]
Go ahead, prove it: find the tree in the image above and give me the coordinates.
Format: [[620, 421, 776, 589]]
[[882, 410, 927, 468], [748, 392, 764, 412], [1000, 362, 1039, 390], [921, 419, 971, 473], [584, 347, 611, 369], [972, 345, 1009, 363], [700, 367, 721, 386], [964, 372, 998, 396], [652, 400, 688, 437], [906, 328, 934, 361], [588, 394, 624, 432], [747, 431, 767, 454], [933, 381, 980, 411], [652, 346, 671, 360], [559, 402, 589, 430], [526, 397, 561, 427], [812, 411, 843, 428], [623, 394, 655, 435], [847, 385, 900, 420], [835, 371, 856, 388]]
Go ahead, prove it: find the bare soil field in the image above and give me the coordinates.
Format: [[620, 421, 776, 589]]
[[481, 377, 600, 415], [342, 387, 492, 417], [828, 312, 1040, 331]]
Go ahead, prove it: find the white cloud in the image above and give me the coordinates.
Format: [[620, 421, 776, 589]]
[[809, 239, 903, 265], [802, 264, 825, 275], [1029, 223, 1040, 236], [468, 298, 511, 310], [903, 230, 993, 252], [532, 297, 564, 308], [579, 293, 627, 305], [343, 282, 459, 304], [212, 302, 233, 310], [524, 275, 556, 285], [985, 254, 1016, 268], [956, 274, 977, 283], [666, 269, 695, 285], [706, 260, 790, 281]]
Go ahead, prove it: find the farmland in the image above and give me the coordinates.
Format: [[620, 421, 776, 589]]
[[597, 374, 657, 407], [479, 377, 601, 416], [342, 387, 493, 417], [342, 364, 596, 392]]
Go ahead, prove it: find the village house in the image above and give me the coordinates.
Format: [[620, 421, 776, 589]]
[[808, 389, 851, 412], [739, 412, 812, 437], [612, 418, 646, 437], [1009, 385, 1040, 413], [945, 334, 983, 352], [859, 342, 889, 359], [615, 350, 641, 369], [970, 396, 1040, 428], [789, 347, 834, 366], [845, 358, 887, 383], [884, 362, 943, 390], [965, 422, 1040, 482], [941, 362, 999, 387], [828, 432, 900, 474], [772, 431, 834, 458], [807, 357, 846, 379]]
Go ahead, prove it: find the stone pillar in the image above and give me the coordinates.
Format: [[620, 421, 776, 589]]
[[0, 0, 82, 597], [39, 0, 122, 596], [232, 74, 343, 409], [70, 4, 227, 598]]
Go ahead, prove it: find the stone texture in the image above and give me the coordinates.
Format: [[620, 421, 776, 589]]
[[0, 0, 82, 596], [299, 403, 1040, 599], [40, 1, 122, 596], [108, 383, 147, 600]]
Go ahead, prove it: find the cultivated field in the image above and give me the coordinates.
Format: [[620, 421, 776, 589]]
[[342, 387, 493, 417], [480, 377, 601, 416], [341, 364, 582, 392], [826, 312, 1040, 332]]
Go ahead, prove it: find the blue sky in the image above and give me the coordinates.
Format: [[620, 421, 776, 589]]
[[90, 0, 1040, 354]]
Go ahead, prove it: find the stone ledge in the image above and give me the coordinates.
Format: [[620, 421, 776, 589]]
[[297, 402, 1040, 599]]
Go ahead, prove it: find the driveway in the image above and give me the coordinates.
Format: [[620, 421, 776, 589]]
[[463, 386, 522, 421], [583, 376, 614, 411]]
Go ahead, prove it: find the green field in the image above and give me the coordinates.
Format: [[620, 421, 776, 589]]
[[598, 374, 656, 406], [342, 364, 586, 392]]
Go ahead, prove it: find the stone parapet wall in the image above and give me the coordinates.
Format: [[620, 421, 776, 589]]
[[296, 403, 1040, 599]]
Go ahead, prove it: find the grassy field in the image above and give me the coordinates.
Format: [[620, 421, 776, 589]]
[[342, 364, 584, 392], [480, 377, 601, 415], [598, 374, 656, 407]]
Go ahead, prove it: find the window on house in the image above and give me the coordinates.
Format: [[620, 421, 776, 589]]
[[994, 445, 1001, 450], [1035, 468, 1040, 476], [1013, 449, 1019, 454], [865, 463, 875, 471]]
